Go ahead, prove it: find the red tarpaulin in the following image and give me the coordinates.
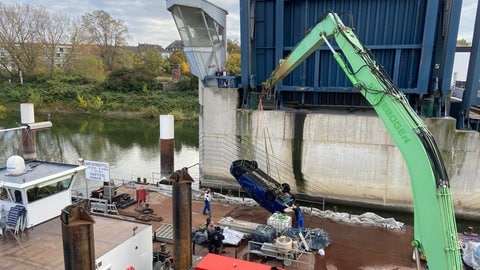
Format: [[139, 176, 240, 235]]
[[195, 253, 283, 270]]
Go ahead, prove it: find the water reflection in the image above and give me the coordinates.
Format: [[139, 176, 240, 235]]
[[0, 111, 200, 183]]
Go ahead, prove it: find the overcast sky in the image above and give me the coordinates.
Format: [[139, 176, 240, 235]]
[[10, 0, 478, 47]]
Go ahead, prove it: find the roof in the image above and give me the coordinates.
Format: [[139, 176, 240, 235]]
[[0, 214, 151, 270], [195, 253, 282, 270], [165, 40, 184, 51], [0, 160, 85, 189]]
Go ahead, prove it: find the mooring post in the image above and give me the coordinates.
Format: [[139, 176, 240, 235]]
[[160, 115, 175, 179]]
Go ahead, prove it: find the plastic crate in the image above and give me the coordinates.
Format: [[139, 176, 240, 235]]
[[267, 212, 292, 234]]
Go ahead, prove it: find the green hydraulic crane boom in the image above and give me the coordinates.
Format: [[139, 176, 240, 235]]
[[262, 12, 462, 269]]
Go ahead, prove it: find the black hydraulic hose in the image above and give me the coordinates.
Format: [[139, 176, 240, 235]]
[[416, 130, 450, 188]]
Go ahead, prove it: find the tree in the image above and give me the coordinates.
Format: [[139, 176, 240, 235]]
[[81, 10, 130, 71], [63, 17, 89, 75], [0, 3, 46, 79], [139, 47, 168, 76], [227, 39, 240, 54], [226, 39, 241, 74], [75, 55, 106, 83], [168, 49, 188, 74], [39, 10, 71, 75], [226, 53, 241, 74]]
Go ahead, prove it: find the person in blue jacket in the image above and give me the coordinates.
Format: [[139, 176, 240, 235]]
[[292, 202, 304, 228]]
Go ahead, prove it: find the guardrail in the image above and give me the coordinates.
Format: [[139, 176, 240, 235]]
[[203, 75, 240, 88]]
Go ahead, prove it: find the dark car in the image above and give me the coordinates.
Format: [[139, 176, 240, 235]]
[[230, 160, 295, 213]]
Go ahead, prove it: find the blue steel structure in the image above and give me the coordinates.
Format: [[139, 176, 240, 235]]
[[239, 0, 479, 129]]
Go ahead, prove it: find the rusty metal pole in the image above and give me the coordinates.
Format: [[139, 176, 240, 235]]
[[160, 115, 175, 178], [169, 168, 194, 270], [20, 103, 36, 160], [61, 203, 96, 270]]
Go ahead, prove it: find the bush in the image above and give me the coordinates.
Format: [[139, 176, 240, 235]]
[[177, 75, 198, 92], [103, 67, 161, 93]]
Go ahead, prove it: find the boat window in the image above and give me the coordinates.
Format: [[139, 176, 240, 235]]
[[14, 190, 22, 203], [26, 177, 73, 203]]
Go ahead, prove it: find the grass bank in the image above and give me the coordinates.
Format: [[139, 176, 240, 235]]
[[0, 77, 199, 120]]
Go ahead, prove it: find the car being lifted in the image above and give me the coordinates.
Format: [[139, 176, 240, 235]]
[[230, 160, 295, 213]]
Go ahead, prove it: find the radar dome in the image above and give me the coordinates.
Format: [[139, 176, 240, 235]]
[[6, 155, 26, 175]]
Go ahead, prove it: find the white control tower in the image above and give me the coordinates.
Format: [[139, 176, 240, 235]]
[[167, 0, 227, 85]]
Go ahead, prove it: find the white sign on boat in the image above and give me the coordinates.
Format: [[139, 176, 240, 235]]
[[85, 160, 110, 181]]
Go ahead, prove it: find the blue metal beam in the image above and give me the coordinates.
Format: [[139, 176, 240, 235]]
[[462, 1, 480, 121], [440, 0, 464, 98], [417, 0, 440, 95]]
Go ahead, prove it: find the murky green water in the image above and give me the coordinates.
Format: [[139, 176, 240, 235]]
[[0, 111, 200, 190]]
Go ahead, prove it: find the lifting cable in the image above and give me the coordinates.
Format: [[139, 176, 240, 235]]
[[255, 91, 283, 184]]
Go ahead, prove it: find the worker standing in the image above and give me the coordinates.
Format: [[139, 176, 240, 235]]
[[203, 188, 212, 215], [206, 215, 215, 239], [292, 203, 304, 229], [209, 226, 225, 254]]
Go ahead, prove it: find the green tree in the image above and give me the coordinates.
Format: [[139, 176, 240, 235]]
[[227, 39, 240, 54], [74, 55, 106, 83], [226, 53, 241, 74], [226, 39, 241, 74], [140, 47, 168, 76], [102, 67, 159, 93]]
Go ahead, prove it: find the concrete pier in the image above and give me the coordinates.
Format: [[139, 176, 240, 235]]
[[198, 86, 480, 218]]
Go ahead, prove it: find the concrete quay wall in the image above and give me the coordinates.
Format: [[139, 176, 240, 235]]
[[199, 86, 480, 218]]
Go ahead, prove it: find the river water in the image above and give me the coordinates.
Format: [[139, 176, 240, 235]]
[[0, 111, 200, 193]]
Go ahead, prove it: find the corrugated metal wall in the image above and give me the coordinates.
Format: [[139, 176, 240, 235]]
[[240, 0, 462, 110]]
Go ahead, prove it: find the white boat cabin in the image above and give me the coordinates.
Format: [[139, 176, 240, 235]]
[[0, 155, 85, 229]]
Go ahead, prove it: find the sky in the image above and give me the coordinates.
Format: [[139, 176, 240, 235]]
[[11, 0, 477, 48]]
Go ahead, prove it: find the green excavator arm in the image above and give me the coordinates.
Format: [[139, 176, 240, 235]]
[[262, 12, 462, 269]]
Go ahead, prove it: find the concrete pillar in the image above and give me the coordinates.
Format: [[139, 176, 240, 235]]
[[169, 168, 194, 270], [160, 115, 175, 177], [20, 103, 36, 160]]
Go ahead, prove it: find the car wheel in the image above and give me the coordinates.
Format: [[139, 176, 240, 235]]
[[232, 166, 244, 177], [282, 183, 291, 193], [265, 189, 276, 202]]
